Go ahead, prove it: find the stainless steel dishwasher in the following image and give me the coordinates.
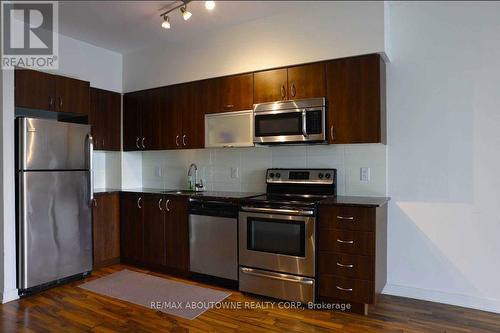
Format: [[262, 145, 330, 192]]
[[188, 198, 238, 281]]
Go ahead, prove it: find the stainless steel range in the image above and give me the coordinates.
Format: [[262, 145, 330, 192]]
[[238, 168, 336, 303]]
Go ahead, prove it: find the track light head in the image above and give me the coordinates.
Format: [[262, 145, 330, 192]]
[[205, 1, 215, 10], [181, 5, 192, 21], [161, 15, 171, 29]]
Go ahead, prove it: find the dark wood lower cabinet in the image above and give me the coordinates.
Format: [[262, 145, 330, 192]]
[[120, 192, 189, 276], [318, 203, 387, 315], [92, 192, 120, 268]]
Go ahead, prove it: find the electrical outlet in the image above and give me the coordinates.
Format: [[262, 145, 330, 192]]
[[155, 166, 163, 177], [230, 167, 239, 179], [360, 167, 370, 182]]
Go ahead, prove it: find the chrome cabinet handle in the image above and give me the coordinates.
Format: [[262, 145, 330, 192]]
[[137, 197, 142, 209], [330, 125, 334, 142], [337, 239, 354, 244], [336, 286, 353, 292], [182, 134, 187, 146], [337, 216, 354, 221], [165, 199, 170, 212], [59, 96, 63, 110], [290, 83, 296, 97], [280, 85, 286, 99], [175, 135, 180, 147], [93, 198, 97, 207], [102, 139, 105, 148], [301, 109, 308, 137], [136, 137, 140, 149], [49, 96, 54, 108], [142, 137, 146, 149], [336, 262, 354, 268], [158, 198, 163, 211], [224, 104, 234, 109]]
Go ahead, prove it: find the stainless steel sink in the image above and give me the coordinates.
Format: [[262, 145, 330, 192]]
[[161, 190, 204, 195]]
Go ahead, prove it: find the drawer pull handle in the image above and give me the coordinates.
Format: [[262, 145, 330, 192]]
[[337, 239, 354, 244], [336, 262, 354, 268], [336, 286, 353, 292], [337, 216, 354, 221]]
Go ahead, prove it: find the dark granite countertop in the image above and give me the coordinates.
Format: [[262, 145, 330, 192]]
[[94, 188, 122, 194], [103, 188, 263, 201], [319, 196, 390, 207]]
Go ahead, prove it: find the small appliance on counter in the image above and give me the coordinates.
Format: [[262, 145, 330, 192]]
[[16, 117, 93, 296], [238, 168, 336, 303]]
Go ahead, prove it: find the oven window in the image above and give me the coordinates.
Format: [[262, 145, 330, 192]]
[[255, 113, 302, 137], [247, 217, 305, 257]]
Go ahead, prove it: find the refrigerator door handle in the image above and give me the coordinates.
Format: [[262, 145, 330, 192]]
[[87, 134, 94, 203]]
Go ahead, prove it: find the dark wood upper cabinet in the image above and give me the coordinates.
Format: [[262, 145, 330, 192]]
[[123, 92, 142, 151], [161, 86, 182, 149], [182, 81, 205, 149], [326, 54, 385, 144], [215, 73, 254, 112], [90, 88, 121, 151], [253, 68, 288, 103], [164, 196, 189, 272], [55, 76, 90, 115], [15, 68, 89, 115], [120, 192, 144, 263], [140, 88, 162, 150], [288, 62, 326, 100], [92, 192, 120, 268], [15, 69, 56, 111]]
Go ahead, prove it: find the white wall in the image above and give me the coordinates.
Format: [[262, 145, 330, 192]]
[[142, 145, 387, 196], [0, 32, 122, 302], [385, 1, 500, 313], [123, 1, 386, 92]]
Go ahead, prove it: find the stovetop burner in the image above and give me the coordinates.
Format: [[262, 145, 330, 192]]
[[244, 193, 333, 207]]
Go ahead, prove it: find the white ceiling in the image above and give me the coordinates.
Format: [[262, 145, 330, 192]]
[[59, 1, 311, 54]]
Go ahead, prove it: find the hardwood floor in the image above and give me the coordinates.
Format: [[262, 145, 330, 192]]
[[1, 264, 499, 333]]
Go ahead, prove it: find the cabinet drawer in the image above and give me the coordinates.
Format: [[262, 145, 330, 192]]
[[318, 252, 374, 280], [319, 275, 374, 304], [320, 206, 375, 231], [318, 229, 374, 255]]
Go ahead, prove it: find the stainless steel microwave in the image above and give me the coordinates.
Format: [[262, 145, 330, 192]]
[[253, 98, 326, 144]]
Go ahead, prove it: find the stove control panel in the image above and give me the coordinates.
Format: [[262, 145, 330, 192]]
[[266, 168, 336, 184]]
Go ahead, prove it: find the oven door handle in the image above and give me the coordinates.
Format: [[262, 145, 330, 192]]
[[241, 267, 314, 285], [241, 206, 314, 216]]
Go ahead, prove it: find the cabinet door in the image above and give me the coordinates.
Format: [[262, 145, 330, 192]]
[[140, 88, 162, 150], [123, 92, 142, 151], [287, 62, 326, 99], [120, 193, 144, 262], [105, 90, 122, 151], [217, 73, 254, 112], [15, 69, 56, 111], [162, 86, 184, 149], [253, 68, 288, 103], [183, 81, 206, 149], [142, 194, 166, 266], [92, 193, 120, 268], [89, 88, 103, 150], [55, 76, 90, 115], [326, 54, 384, 144], [165, 196, 188, 272]]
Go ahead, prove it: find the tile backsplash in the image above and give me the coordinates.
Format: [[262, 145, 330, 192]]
[[142, 144, 387, 196], [93, 151, 122, 189]]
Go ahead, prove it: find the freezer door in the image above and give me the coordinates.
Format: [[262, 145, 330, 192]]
[[18, 117, 91, 170], [18, 171, 92, 290]]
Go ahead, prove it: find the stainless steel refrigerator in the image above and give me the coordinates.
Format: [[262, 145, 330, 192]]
[[17, 117, 94, 294]]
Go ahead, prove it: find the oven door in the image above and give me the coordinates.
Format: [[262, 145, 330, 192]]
[[239, 209, 315, 277], [253, 108, 325, 144]]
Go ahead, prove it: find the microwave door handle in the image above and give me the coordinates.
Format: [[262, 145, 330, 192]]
[[302, 109, 308, 137]]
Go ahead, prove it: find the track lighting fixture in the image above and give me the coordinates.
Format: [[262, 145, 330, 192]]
[[161, 15, 171, 29], [205, 1, 215, 10], [181, 5, 192, 21], [159, 0, 215, 30]]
